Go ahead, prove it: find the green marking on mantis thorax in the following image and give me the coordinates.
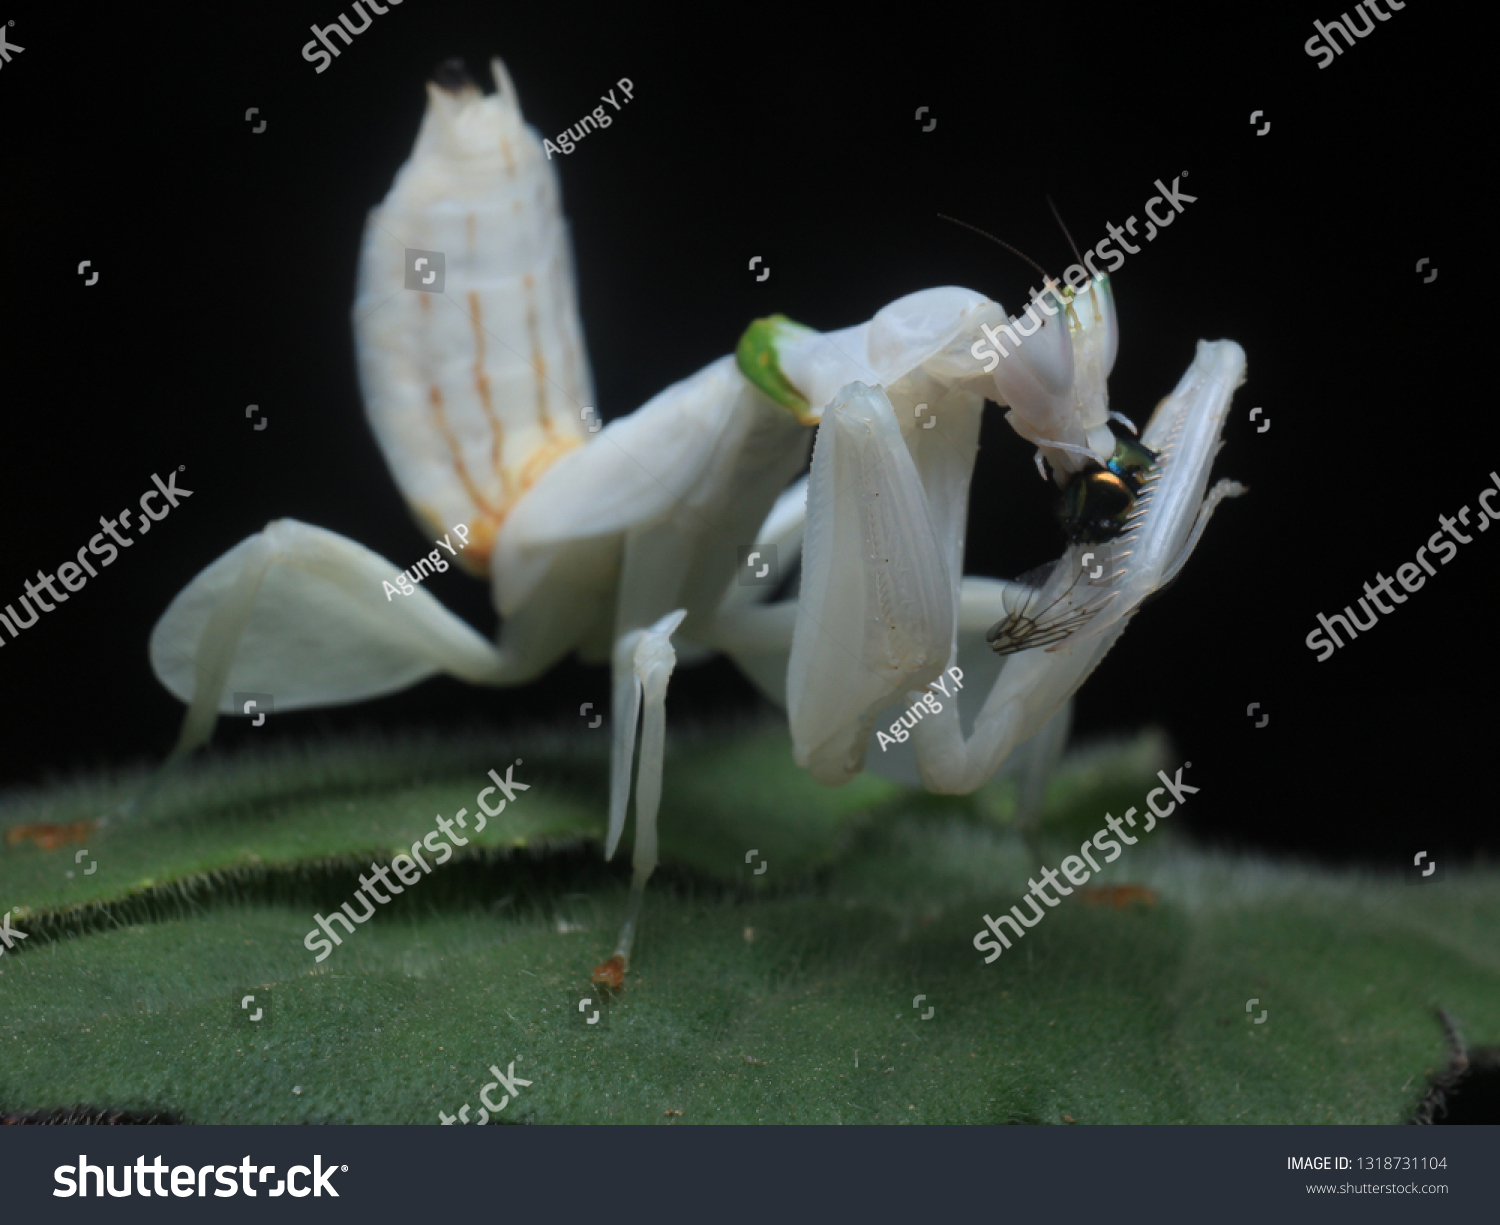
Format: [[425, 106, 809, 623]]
[[1064, 274, 1112, 336], [736, 314, 818, 423]]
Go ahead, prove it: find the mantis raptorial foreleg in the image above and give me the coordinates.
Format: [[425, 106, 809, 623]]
[[785, 381, 956, 785], [694, 296, 1247, 804]]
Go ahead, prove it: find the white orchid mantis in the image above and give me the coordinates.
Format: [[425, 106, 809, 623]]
[[147, 59, 1247, 985]]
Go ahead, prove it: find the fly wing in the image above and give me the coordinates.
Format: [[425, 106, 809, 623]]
[[983, 553, 1122, 655]]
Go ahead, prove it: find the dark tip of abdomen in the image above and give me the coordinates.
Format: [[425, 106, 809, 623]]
[[432, 59, 475, 91]]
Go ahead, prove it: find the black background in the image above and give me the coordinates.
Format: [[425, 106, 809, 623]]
[[1, 2, 1484, 868]]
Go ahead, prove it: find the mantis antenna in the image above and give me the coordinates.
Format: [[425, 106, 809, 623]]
[[935, 212, 1055, 286], [1045, 195, 1088, 273]]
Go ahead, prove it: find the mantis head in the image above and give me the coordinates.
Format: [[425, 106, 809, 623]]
[[986, 274, 1121, 484]]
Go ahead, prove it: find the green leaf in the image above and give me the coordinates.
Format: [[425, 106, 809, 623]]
[[1, 726, 1491, 1123]]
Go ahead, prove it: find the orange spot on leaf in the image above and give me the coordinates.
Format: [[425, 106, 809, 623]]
[[5, 820, 97, 851], [1077, 884, 1158, 908], [591, 954, 626, 991]]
